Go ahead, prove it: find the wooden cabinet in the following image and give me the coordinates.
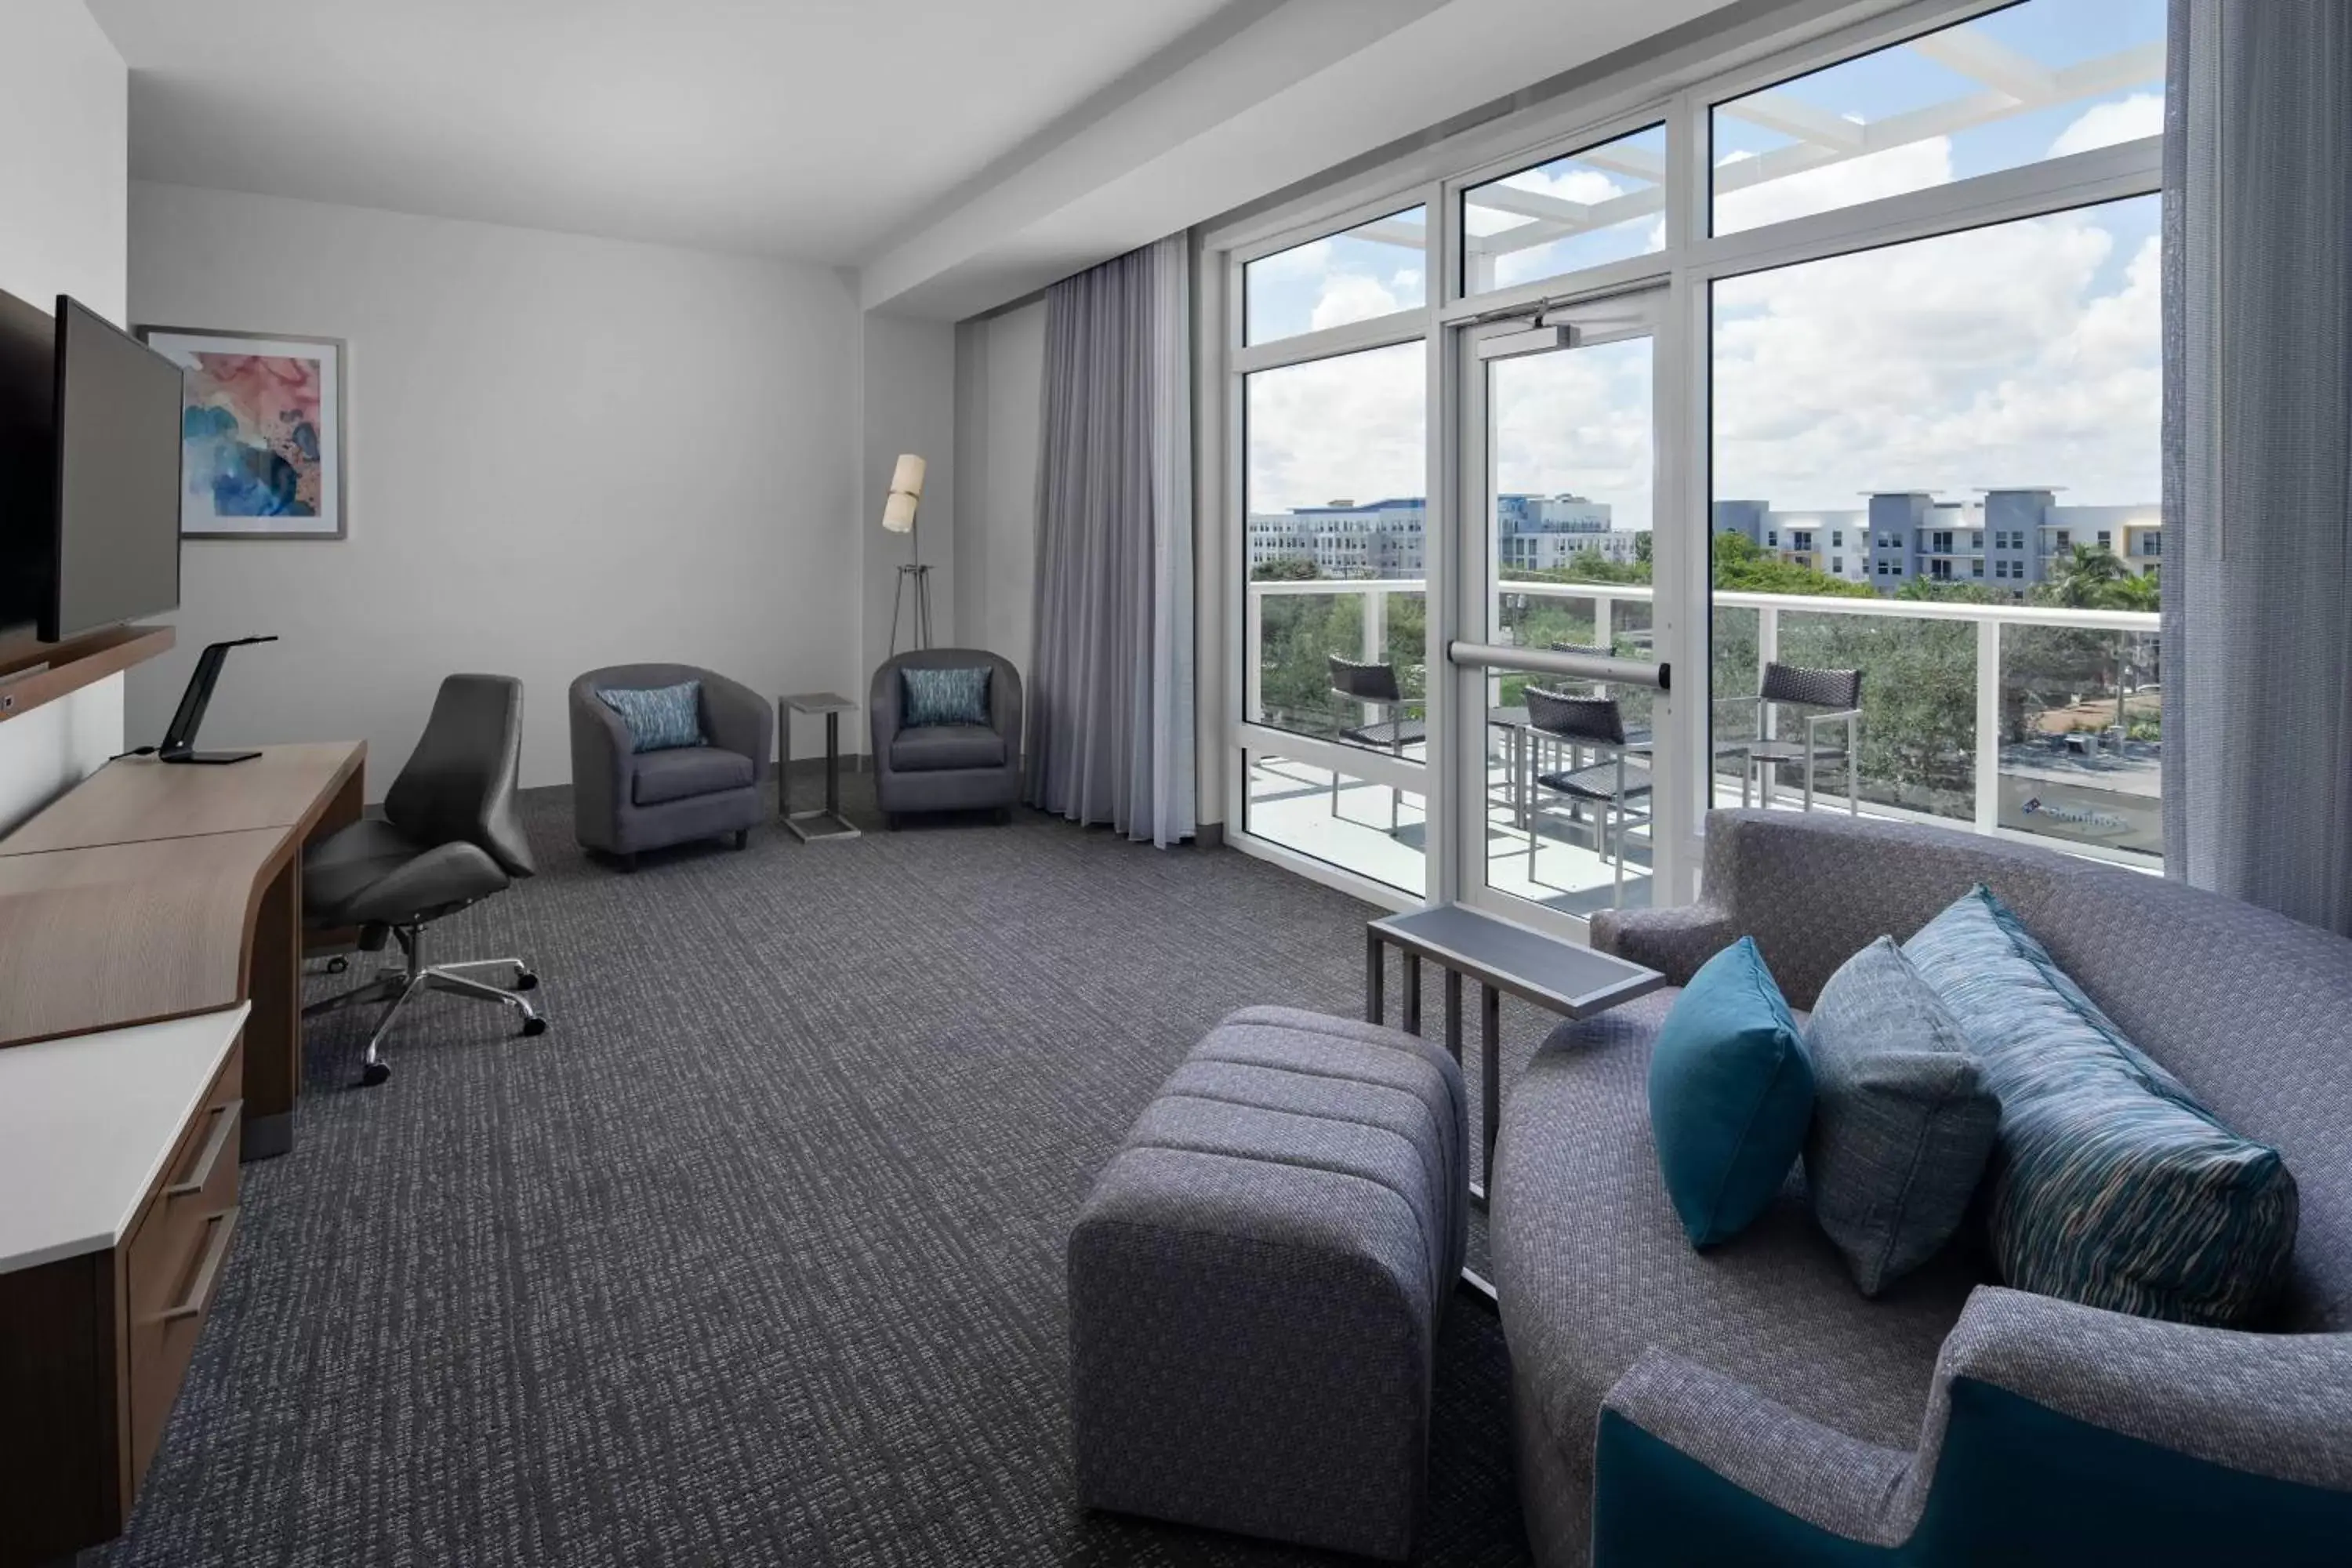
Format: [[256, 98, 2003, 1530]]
[[0, 1026, 243, 1566]]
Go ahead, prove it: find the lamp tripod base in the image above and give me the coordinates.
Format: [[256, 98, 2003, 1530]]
[[890, 563, 933, 655]]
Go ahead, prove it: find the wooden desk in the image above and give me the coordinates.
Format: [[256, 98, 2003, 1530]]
[[0, 742, 365, 1159], [0, 1005, 248, 1568], [0, 741, 362, 854]]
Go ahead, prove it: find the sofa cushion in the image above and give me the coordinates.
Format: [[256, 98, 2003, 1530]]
[[597, 680, 705, 753], [1494, 991, 1986, 1568], [890, 722, 1004, 774], [1904, 884, 2299, 1327], [1802, 936, 2001, 1297], [631, 745, 753, 806], [1647, 938, 1813, 1249], [902, 665, 991, 728]]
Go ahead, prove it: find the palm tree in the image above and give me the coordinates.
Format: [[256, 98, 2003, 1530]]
[[2106, 566, 2160, 613], [2042, 543, 2129, 608]]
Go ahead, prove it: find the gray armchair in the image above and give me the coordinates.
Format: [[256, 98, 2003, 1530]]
[[869, 648, 1022, 828], [569, 663, 771, 868]]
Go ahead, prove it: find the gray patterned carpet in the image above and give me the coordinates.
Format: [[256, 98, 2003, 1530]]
[[93, 777, 1568, 1566]]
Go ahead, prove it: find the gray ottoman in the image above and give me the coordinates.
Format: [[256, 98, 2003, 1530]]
[[1068, 1005, 1468, 1560]]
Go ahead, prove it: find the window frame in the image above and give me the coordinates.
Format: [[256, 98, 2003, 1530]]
[[1203, 0, 2166, 913]]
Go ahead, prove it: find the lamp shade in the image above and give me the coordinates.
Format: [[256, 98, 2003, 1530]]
[[881, 453, 926, 534]]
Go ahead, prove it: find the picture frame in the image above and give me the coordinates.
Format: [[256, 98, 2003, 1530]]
[[133, 325, 348, 540]]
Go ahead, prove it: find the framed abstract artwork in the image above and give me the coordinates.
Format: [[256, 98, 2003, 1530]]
[[134, 325, 347, 539]]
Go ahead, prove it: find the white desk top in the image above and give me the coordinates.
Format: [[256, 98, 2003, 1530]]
[[0, 1003, 249, 1275]]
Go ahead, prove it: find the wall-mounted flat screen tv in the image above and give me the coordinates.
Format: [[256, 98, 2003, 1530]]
[[48, 296, 183, 642], [0, 285, 54, 635]]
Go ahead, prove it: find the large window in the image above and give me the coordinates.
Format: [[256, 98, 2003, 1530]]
[[1244, 207, 1427, 346], [1461, 125, 1666, 296], [1214, 0, 2167, 915], [1711, 0, 2166, 234], [1711, 194, 2161, 860], [1240, 274, 1427, 893]]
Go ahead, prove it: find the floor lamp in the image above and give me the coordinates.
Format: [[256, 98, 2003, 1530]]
[[883, 452, 931, 655]]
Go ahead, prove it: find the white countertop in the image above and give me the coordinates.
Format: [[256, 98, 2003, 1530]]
[[0, 1004, 249, 1275]]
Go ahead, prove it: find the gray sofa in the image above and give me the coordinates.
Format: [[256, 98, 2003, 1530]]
[[568, 663, 771, 867], [1493, 808, 2352, 1567], [869, 648, 1022, 827]]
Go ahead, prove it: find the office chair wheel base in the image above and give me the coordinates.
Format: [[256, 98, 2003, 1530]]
[[520, 1016, 548, 1037], [359, 1061, 391, 1087], [514, 971, 539, 991]]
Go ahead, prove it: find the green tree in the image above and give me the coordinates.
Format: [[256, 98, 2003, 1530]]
[[1250, 557, 1321, 583], [1711, 531, 1874, 597], [2105, 567, 2160, 613], [2039, 543, 2129, 608]]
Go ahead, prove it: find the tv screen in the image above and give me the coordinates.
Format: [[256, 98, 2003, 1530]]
[[0, 286, 55, 633], [49, 296, 183, 641]]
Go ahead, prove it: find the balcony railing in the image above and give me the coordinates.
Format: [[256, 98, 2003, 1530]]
[[1245, 575, 2162, 866]]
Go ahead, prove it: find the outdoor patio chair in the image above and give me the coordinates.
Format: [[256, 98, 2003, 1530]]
[[1525, 684, 1652, 909], [1328, 654, 1425, 837], [1719, 660, 1863, 814]]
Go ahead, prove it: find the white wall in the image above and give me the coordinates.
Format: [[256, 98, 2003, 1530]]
[[0, 0, 129, 833], [951, 300, 1044, 687], [126, 182, 864, 790], [858, 314, 956, 724]]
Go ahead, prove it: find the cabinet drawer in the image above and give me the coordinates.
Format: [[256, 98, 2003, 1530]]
[[122, 1055, 244, 1491]]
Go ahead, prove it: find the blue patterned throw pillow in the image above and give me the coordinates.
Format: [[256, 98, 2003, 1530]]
[[902, 666, 991, 728], [1904, 884, 2297, 1327], [597, 681, 705, 753], [1803, 937, 2000, 1297]]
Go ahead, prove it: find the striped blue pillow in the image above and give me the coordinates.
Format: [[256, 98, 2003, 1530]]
[[597, 681, 705, 753], [1904, 884, 2297, 1327], [902, 666, 991, 728]]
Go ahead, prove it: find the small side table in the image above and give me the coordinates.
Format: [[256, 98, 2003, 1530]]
[[1366, 904, 1664, 1298], [778, 692, 860, 842]]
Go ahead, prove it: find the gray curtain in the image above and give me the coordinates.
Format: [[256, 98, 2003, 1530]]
[[2162, 1, 2352, 934], [1027, 234, 1196, 847]]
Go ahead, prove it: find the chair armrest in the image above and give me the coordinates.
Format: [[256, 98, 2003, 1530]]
[[699, 670, 773, 783], [568, 683, 637, 837], [1934, 1285, 2352, 1493], [869, 662, 906, 771], [1595, 1289, 2352, 1563], [989, 659, 1024, 761], [1599, 1348, 1915, 1547], [1588, 899, 1736, 985]]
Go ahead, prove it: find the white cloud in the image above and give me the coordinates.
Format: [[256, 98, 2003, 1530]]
[[1309, 274, 1402, 332], [1713, 201, 2160, 509], [2049, 93, 2164, 159], [1247, 342, 1425, 514], [1249, 236, 1333, 281], [1492, 339, 1653, 528], [1244, 162, 2159, 540], [1715, 136, 1953, 234]]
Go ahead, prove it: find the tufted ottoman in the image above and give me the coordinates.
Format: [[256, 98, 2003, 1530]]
[[1067, 1005, 1469, 1560]]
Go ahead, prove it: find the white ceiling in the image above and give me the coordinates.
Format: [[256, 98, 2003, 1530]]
[[87, 0, 1242, 265], [89, 0, 1773, 318]]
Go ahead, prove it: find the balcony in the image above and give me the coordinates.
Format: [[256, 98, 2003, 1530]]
[[1242, 575, 2160, 910]]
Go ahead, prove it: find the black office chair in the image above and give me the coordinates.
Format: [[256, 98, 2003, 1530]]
[[302, 674, 544, 1086]]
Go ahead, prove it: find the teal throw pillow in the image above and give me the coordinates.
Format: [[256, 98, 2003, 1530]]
[[1904, 884, 2297, 1327], [1803, 937, 2001, 1297], [1648, 937, 1813, 1249], [902, 666, 991, 728], [597, 681, 704, 753]]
